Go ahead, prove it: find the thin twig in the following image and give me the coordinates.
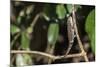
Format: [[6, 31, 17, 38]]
[[11, 33, 20, 47], [31, 13, 42, 28], [56, 53, 82, 59], [11, 50, 84, 60], [72, 4, 89, 62], [11, 50, 55, 59]]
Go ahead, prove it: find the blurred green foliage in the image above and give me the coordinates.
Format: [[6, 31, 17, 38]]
[[48, 23, 59, 45], [21, 31, 30, 50], [11, 24, 20, 35], [16, 54, 32, 66], [66, 4, 81, 13], [56, 4, 66, 19], [85, 9, 95, 54]]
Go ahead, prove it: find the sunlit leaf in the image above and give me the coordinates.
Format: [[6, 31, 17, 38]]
[[23, 54, 32, 65], [48, 23, 59, 45], [21, 32, 30, 50], [11, 24, 20, 35], [19, 10, 25, 17], [26, 5, 34, 15], [16, 54, 32, 67], [56, 4, 66, 19], [16, 54, 26, 66], [85, 9, 95, 54], [17, 10, 25, 24], [26, 27, 33, 34], [17, 16, 22, 24]]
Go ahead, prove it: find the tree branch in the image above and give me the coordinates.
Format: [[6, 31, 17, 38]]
[[11, 50, 86, 60], [31, 13, 42, 28], [72, 4, 89, 62]]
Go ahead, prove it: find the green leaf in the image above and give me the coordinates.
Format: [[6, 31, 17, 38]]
[[66, 4, 81, 13], [23, 54, 32, 65], [91, 30, 95, 54], [21, 32, 30, 50], [11, 24, 20, 35], [16, 54, 26, 66], [85, 9, 95, 54], [26, 27, 33, 34], [66, 4, 73, 13], [17, 10, 25, 24], [48, 23, 59, 45], [16, 54, 32, 66], [56, 4, 66, 19], [43, 4, 56, 20], [26, 5, 34, 15]]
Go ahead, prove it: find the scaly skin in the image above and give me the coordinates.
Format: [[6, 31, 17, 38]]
[[65, 16, 76, 55]]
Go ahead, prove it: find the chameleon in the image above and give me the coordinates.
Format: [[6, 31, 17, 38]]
[[65, 16, 76, 55]]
